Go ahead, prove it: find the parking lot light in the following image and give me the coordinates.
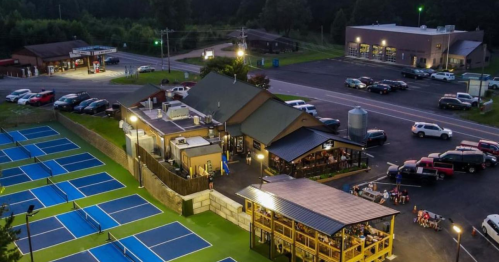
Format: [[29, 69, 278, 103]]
[[453, 225, 462, 262], [257, 154, 264, 183], [237, 49, 245, 57]]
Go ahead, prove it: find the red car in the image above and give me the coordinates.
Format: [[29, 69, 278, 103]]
[[417, 157, 454, 177], [461, 140, 499, 156], [29, 90, 55, 106]]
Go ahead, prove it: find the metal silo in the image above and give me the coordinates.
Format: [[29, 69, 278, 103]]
[[348, 106, 368, 143]]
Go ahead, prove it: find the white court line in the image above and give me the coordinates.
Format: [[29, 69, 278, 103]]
[[149, 233, 193, 248], [54, 216, 77, 239], [77, 179, 116, 189], [38, 141, 74, 150], [88, 250, 102, 262], [29, 189, 46, 207], [67, 181, 86, 197], [12, 131, 28, 140], [108, 203, 149, 215], [133, 235, 165, 261], [17, 227, 66, 241], [216, 258, 237, 262], [0, 173, 29, 181], [473, 226, 499, 252], [9, 198, 38, 206], [32, 144, 47, 156], [452, 238, 478, 262], [95, 205, 121, 225]]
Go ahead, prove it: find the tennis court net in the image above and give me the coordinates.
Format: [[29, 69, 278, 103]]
[[16, 141, 32, 158], [73, 201, 102, 233], [46, 177, 68, 203], [1, 127, 14, 142], [108, 232, 143, 262], [35, 156, 52, 176]]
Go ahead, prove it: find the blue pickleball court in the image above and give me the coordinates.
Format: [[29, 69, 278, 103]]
[[0, 126, 59, 145], [0, 138, 79, 164]]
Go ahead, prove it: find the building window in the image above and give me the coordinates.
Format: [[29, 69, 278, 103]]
[[348, 42, 359, 57], [385, 47, 396, 62], [436, 44, 442, 49], [359, 44, 370, 58], [402, 53, 405, 60], [372, 45, 383, 61], [485, 56, 490, 62]]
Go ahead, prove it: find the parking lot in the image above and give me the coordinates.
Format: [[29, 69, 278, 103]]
[[309, 98, 499, 262]]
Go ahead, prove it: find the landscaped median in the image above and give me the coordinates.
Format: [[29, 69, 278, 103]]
[[111, 70, 199, 85], [309, 164, 370, 183]]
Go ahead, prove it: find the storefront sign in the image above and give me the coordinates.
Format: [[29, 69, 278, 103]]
[[93, 48, 117, 55], [253, 140, 261, 150], [322, 139, 334, 149]]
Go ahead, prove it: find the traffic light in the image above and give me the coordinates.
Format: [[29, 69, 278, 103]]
[[154, 40, 159, 45]]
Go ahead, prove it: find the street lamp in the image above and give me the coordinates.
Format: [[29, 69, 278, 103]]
[[237, 49, 245, 58], [453, 225, 462, 262], [418, 7, 423, 27], [356, 37, 361, 43], [257, 154, 264, 181], [129, 115, 143, 188], [26, 205, 39, 262]]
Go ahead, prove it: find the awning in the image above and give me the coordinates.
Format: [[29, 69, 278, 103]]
[[226, 124, 243, 137]]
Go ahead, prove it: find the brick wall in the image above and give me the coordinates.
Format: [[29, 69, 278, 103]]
[[142, 164, 183, 214]]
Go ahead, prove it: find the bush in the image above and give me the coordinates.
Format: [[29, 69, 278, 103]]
[[485, 90, 493, 98]]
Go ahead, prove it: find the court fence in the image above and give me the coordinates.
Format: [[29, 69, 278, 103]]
[[136, 145, 209, 196], [1, 107, 56, 128]]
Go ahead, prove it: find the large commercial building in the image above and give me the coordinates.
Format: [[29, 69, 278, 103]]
[[345, 24, 490, 69]]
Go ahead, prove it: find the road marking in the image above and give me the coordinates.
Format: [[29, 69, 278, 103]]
[[375, 182, 421, 188], [473, 226, 499, 252], [337, 129, 347, 132], [453, 238, 479, 262], [365, 153, 375, 158], [387, 162, 397, 166]]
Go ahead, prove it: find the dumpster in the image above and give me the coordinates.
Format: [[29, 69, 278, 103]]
[[272, 58, 279, 68]]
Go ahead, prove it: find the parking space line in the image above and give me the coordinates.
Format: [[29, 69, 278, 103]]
[[452, 238, 478, 262], [364, 153, 375, 158], [473, 226, 499, 252], [387, 162, 397, 166]]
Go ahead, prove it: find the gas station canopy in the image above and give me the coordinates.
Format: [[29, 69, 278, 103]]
[[70, 45, 117, 58]]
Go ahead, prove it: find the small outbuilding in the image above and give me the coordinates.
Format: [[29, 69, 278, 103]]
[[181, 144, 223, 176]]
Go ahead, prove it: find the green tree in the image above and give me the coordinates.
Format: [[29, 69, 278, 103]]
[[200, 57, 249, 81], [260, 0, 311, 37], [149, 0, 191, 30], [0, 205, 22, 262], [248, 73, 271, 90], [330, 9, 347, 44]]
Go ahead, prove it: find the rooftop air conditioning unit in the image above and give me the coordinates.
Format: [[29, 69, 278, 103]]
[[445, 25, 455, 32], [162, 102, 169, 112], [420, 25, 427, 30], [205, 115, 213, 124], [175, 137, 187, 145], [157, 109, 162, 118], [437, 26, 445, 32], [193, 115, 200, 125], [166, 105, 189, 120]]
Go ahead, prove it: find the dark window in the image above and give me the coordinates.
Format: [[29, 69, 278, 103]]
[[485, 56, 489, 62], [442, 154, 459, 161]]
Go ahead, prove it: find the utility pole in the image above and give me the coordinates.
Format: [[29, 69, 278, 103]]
[[166, 28, 171, 73], [445, 33, 451, 70], [58, 4, 62, 20], [241, 27, 247, 64], [478, 43, 487, 106], [321, 25, 324, 46], [160, 30, 164, 71], [159, 28, 172, 72]]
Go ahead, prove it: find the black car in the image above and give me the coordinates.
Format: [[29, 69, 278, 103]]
[[318, 118, 341, 133], [359, 76, 374, 86], [401, 68, 425, 79], [84, 99, 109, 115], [386, 160, 438, 183], [380, 80, 407, 91], [428, 150, 486, 173], [364, 129, 387, 147], [104, 57, 120, 65], [454, 146, 498, 167], [73, 98, 99, 113], [438, 97, 471, 110], [366, 83, 391, 94], [54, 91, 90, 111]]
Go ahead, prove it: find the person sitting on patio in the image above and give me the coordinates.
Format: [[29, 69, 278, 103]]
[[328, 154, 335, 164], [380, 190, 390, 205], [400, 189, 409, 204], [340, 154, 347, 168]]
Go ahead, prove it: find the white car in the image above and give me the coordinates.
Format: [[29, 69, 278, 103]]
[[6, 89, 31, 102], [431, 72, 455, 81], [482, 214, 499, 244], [168, 86, 190, 93], [17, 93, 37, 105], [294, 104, 318, 116], [411, 122, 452, 140], [137, 66, 155, 73]]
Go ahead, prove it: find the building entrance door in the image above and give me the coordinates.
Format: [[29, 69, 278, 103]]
[[412, 56, 417, 66], [372, 45, 383, 61], [360, 44, 370, 58], [348, 42, 359, 57]]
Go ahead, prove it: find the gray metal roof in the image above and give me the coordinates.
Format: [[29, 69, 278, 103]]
[[349, 24, 466, 36], [22, 40, 89, 59], [266, 128, 364, 162], [238, 179, 399, 235], [228, 29, 284, 42], [262, 174, 295, 183], [448, 40, 482, 56], [184, 144, 222, 157], [182, 72, 263, 123], [118, 84, 163, 107], [240, 99, 304, 145], [226, 124, 243, 137], [237, 186, 344, 235]]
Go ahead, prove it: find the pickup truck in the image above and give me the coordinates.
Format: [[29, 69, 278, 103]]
[[428, 150, 486, 173], [461, 140, 499, 156], [387, 160, 439, 183], [416, 157, 454, 177], [488, 77, 499, 89]]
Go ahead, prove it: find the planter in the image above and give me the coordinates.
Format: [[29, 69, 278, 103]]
[[313, 168, 370, 183]]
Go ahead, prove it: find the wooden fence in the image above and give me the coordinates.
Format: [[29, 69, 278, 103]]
[[136, 145, 208, 196]]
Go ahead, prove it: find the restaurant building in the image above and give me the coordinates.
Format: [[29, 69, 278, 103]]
[[238, 178, 399, 262], [345, 24, 490, 69], [119, 72, 367, 179]]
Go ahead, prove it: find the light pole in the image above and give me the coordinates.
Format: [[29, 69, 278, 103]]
[[237, 49, 245, 64], [418, 7, 423, 27], [453, 225, 462, 262], [130, 115, 143, 188], [26, 205, 39, 262], [257, 154, 264, 181]]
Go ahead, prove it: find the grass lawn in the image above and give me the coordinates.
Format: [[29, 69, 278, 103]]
[[111, 70, 199, 85], [274, 94, 310, 102], [462, 95, 499, 127], [178, 45, 344, 70], [61, 112, 126, 149], [468, 56, 499, 76], [0, 103, 55, 127], [0, 121, 268, 262]]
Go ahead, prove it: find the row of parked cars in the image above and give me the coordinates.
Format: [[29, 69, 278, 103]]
[[401, 67, 456, 81], [6, 89, 109, 115], [345, 77, 408, 95]]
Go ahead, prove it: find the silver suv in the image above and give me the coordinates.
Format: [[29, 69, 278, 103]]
[[411, 122, 452, 140]]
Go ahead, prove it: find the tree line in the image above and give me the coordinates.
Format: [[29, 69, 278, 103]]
[[0, 0, 498, 56]]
